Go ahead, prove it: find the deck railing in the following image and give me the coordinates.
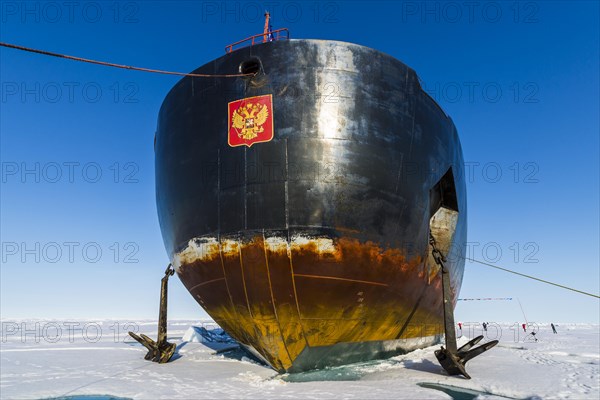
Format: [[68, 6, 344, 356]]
[[225, 28, 290, 53]]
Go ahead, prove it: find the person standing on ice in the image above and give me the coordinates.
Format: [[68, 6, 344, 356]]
[[551, 323, 557, 334], [458, 322, 463, 336], [482, 322, 487, 332], [522, 323, 527, 332]]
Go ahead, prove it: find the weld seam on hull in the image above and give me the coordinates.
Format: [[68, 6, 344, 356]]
[[187, 277, 226, 292], [293, 273, 389, 287], [396, 281, 429, 339]]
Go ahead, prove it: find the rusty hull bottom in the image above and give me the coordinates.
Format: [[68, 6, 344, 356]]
[[175, 233, 447, 373]]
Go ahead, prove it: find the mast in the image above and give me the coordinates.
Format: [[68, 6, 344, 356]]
[[263, 11, 270, 43]]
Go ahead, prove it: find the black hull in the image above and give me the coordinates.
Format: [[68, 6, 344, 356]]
[[155, 39, 466, 372]]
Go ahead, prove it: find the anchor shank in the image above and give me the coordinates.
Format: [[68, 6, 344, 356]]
[[440, 264, 458, 353], [129, 264, 176, 363], [157, 273, 170, 345], [430, 231, 498, 379]]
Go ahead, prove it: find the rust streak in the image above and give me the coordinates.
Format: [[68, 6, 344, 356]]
[[262, 233, 280, 320], [219, 240, 240, 321], [237, 240, 254, 318], [262, 231, 294, 364], [286, 239, 311, 348], [293, 274, 389, 287]]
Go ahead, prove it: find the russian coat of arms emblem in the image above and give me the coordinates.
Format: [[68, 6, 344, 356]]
[[228, 94, 274, 147]]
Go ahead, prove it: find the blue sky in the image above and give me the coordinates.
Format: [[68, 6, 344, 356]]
[[1, 1, 598, 324]]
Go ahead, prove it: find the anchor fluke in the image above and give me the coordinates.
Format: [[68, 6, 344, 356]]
[[435, 336, 498, 379], [129, 264, 177, 364], [128, 331, 176, 363]]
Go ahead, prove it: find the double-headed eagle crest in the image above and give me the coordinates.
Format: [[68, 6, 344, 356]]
[[228, 95, 273, 147], [231, 102, 269, 140]]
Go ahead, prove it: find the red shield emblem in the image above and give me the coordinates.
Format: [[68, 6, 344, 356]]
[[228, 94, 274, 147]]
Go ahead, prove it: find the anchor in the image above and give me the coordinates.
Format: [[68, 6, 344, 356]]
[[129, 264, 177, 363], [430, 233, 498, 379]]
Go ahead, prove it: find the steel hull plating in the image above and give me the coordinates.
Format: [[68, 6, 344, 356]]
[[155, 39, 467, 372]]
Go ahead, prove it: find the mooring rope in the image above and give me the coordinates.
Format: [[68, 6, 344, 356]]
[[463, 256, 600, 299], [0, 42, 252, 78]]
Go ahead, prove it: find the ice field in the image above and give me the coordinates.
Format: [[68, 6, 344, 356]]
[[1, 321, 598, 399]]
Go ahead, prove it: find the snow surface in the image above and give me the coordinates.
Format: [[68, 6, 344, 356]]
[[1, 320, 598, 399]]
